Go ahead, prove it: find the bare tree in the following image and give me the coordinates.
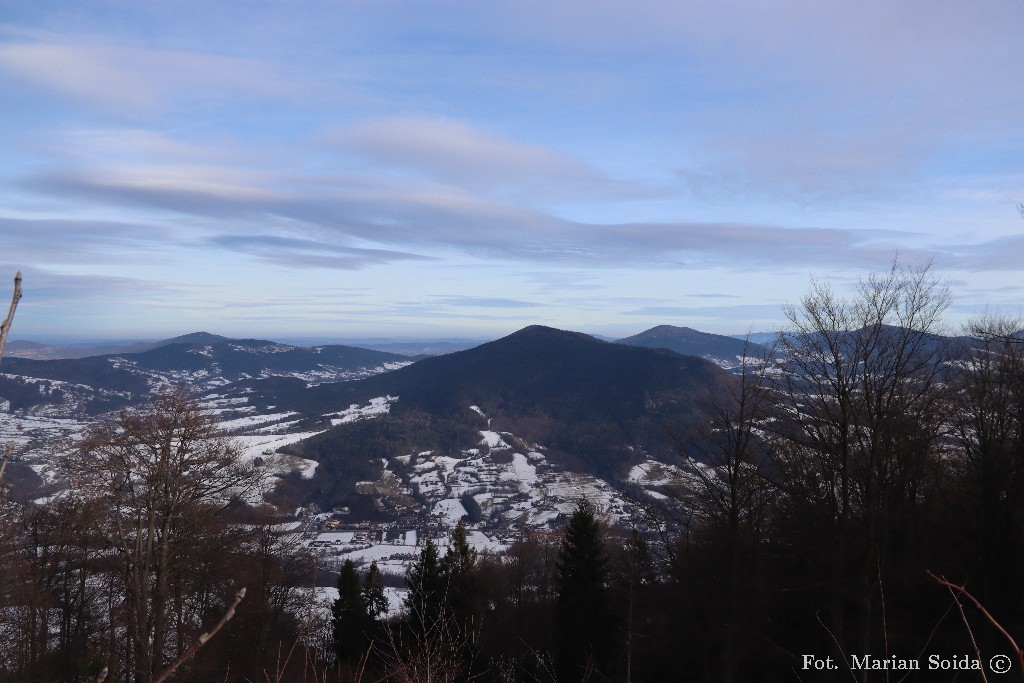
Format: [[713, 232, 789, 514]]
[[968, 311, 1024, 345], [63, 390, 259, 683], [771, 259, 951, 669], [382, 603, 481, 683]]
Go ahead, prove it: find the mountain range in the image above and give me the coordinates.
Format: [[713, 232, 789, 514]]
[[2, 322, 986, 525], [0, 324, 747, 511], [0, 335, 409, 415]]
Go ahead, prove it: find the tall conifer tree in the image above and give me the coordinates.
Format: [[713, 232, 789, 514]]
[[443, 520, 479, 644], [362, 560, 388, 623], [405, 537, 446, 636], [333, 559, 371, 664], [555, 498, 612, 681]]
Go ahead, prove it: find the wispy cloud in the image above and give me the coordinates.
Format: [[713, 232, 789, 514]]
[[430, 296, 544, 309], [327, 117, 654, 203], [0, 216, 171, 264], [0, 39, 300, 113], [0, 264, 183, 303], [22, 163, 932, 270], [622, 304, 787, 318], [209, 234, 434, 270], [943, 234, 1024, 271]]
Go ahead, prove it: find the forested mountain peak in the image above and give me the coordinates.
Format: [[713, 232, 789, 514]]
[[616, 324, 765, 364]]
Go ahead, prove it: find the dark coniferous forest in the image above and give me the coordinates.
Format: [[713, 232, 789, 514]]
[[2, 263, 1024, 682]]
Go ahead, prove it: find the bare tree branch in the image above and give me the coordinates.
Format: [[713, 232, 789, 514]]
[[153, 586, 246, 683], [0, 271, 22, 491], [0, 271, 22, 363], [927, 570, 1024, 673], [0, 443, 11, 495], [967, 314, 1024, 345]]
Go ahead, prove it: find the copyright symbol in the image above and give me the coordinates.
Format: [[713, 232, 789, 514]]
[[990, 654, 1012, 674]]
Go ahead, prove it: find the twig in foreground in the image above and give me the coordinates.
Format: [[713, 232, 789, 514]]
[[927, 570, 1024, 674], [153, 586, 246, 683]]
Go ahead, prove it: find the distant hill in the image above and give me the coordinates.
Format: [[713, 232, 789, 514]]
[[270, 325, 731, 493], [733, 328, 977, 350], [164, 331, 229, 344], [0, 355, 152, 413], [5, 331, 231, 360], [134, 331, 231, 351], [616, 325, 765, 364], [261, 325, 723, 419], [123, 338, 407, 379], [6, 332, 487, 361], [5, 340, 50, 353], [0, 335, 410, 414], [6, 339, 153, 360], [784, 324, 972, 358]]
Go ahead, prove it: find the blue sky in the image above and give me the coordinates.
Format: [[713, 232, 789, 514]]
[[2, 1, 1023, 342]]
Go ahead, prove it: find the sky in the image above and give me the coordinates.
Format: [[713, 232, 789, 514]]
[[2, 1, 1023, 342]]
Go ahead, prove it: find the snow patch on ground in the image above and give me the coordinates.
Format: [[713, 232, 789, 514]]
[[627, 459, 684, 487], [479, 430, 509, 450], [432, 498, 468, 524], [218, 411, 299, 431], [230, 431, 321, 502], [327, 396, 396, 426], [501, 453, 538, 486]]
